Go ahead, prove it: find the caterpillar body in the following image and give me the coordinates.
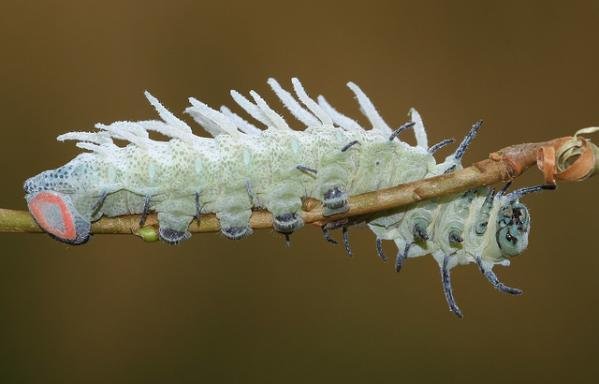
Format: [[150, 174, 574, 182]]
[[24, 78, 553, 317]]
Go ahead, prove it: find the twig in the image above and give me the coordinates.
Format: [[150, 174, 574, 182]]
[[1, 131, 597, 241]]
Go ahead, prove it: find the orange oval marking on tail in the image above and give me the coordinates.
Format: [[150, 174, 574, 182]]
[[28, 191, 77, 241]]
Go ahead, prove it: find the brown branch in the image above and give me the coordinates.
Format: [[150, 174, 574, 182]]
[[1, 132, 597, 241]]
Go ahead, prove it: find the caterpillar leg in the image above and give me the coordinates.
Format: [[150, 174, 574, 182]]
[[212, 186, 254, 240], [413, 221, 430, 241], [320, 219, 352, 254], [476, 257, 523, 295], [153, 198, 195, 244], [342, 226, 352, 256], [217, 208, 253, 240], [157, 214, 193, 244], [220, 225, 252, 240], [448, 230, 464, 245], [263, 178, 305, 235], [321, 218, 365, 256], [440, 254, 463, 318], [317, 148, 353, 217], [273, 212, 303, 234], [322, 186, 349, 216], [26, 190, 91, 245], [322, 226, 338, 244]]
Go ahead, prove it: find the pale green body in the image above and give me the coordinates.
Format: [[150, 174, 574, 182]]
[[23, 79, 535, 316], [26, 123, 512, 271], [28, 126, 432, 232]]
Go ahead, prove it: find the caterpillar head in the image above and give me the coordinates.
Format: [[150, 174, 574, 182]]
[[494, 184, 555, 258], [495, 200, 530, 257]]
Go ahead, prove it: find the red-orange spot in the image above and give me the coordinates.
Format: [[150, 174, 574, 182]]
[[28, 191, 77, 241]]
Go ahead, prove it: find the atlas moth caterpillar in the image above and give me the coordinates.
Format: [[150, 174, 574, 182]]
[[23, 77, 556, 318]]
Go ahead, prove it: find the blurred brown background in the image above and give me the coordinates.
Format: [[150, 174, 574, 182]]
[[1, 0, 598, 383]]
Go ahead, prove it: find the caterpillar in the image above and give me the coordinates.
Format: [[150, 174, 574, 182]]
[[23, 77, 555, 317]]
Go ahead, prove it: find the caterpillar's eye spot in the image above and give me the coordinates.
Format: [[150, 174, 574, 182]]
[[505, 231, 516, 244], [375, 161, 380, 166], [496, 221, 528, 257], [26, 191, 90, 245]]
